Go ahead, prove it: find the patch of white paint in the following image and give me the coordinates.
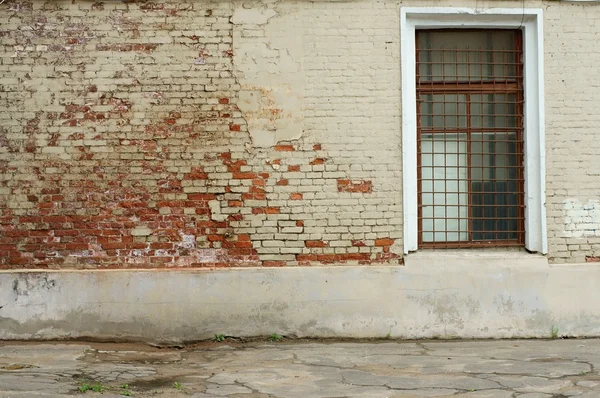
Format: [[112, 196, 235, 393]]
[[177, 234, 196, 249], [561, 199, 600, 238]]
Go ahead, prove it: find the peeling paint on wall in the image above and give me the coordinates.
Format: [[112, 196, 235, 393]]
[[0, 0, 405, 268], [561, 199, 600, 238], [231, 2, 304, 147]]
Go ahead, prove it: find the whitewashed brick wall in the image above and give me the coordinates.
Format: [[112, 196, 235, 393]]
[[0, 0, 598, 267]]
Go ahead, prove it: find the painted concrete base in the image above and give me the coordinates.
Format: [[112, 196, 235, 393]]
[[1, 260, 599, 342]]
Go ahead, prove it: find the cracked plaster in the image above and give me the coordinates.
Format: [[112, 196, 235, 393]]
[[231, 1, 304, 147]]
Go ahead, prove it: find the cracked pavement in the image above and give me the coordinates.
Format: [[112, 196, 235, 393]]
[[1, 339, 600, 397]]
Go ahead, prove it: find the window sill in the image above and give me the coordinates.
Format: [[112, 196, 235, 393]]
[[404, 250, 548, 268]]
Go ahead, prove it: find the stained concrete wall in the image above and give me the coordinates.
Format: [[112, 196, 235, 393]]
[[1, 261, 599, 342]]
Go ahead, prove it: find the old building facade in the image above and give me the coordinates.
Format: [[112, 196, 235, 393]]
[[1, 0, 600, 341]]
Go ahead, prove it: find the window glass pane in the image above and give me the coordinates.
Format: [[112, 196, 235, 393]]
[[418, 30, 517, 82], [470, 132, 520, 241], [471, 94, 517, 129], [420, 94, 467, 129], [420, 133, 469, 243]]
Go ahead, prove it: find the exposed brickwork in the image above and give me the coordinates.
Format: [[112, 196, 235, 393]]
[[337, 180, 374, 194], [273, 145, 295, 152], [14, 0, 600, 266], [0, 0, 403, 268], [1, 0, 257, 268]]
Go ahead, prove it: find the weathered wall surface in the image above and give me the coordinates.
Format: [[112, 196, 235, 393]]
[[1, 0, 600, 267], [544, 4, 600, 263], [0, 0, 402, 268], [1, 264, 599, 341]]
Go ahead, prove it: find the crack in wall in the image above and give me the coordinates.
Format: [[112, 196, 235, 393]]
[[231, 0, 304, 147]]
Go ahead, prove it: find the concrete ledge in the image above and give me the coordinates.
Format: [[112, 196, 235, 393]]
[[405, 251, 549, 267], [1, 263, 599, 342]]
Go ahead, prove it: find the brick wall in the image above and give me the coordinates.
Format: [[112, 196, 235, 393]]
[[0, 0, 404, 268], [544, 3, 600, 263], [1, 0, 600, 268]]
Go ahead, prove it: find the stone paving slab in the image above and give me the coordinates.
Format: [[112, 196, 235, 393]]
[[1, 339, 600, 397]]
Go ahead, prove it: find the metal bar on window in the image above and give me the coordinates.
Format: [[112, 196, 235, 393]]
[[416, 29, 525, 249]]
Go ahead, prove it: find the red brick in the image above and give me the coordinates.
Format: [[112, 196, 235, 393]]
[[274, 144, 295, 152], [305, 240, 327, 248], [375, 238, 395, 247], [184, 167, 208, 180], [151, 242, 173, 250], [19, 216, 42, 223], [227, 248, 253, 256], [263, 261, 285, 267], [339, 253, 370, 261], [101, 242, 128, 250], [337, 179, 373, 193], [224, 159, 247, 172], [290, 192, 303, 200], [42, 216, 68, 223], [187, 193, 216, 201], [316, 254, 338, 263], [232, 172, 257, 179], [296, 254, 317, 262]]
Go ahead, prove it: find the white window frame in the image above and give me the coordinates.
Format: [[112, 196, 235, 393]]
[[401, 7, 547, 255]]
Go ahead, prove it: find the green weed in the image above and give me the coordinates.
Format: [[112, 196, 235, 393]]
[[214, 334, 225, 342], [121, 384, 132, 396], [173, 381, 184, 391], [78, 382, 105, 393], [269, 333, 283, 342]]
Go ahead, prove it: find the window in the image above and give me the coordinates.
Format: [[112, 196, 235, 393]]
[[400, 8, 547, 255], [416, 30, 524, 248]]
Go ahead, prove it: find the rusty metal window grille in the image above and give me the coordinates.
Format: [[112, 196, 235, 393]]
[[416, 29, 525, 248]]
